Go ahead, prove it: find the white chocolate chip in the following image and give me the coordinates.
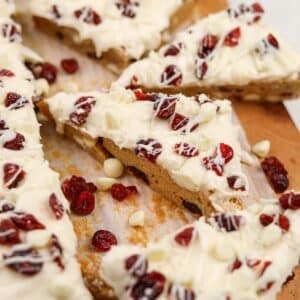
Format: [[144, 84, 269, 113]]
[[129, 210, 145, 227], [260, 225, 282, 247], [103, 158, 124, 178], [49, 282, 72, 299], [95, 177, 117, 191], [212, 238, 235, 261], [26, 230, 51, 247], [35, 78, 49, 96], [241, 150, 258, 166], [147, 247, 167, 262], [64, 81, 79, 93], [252, 140, 271, 158]]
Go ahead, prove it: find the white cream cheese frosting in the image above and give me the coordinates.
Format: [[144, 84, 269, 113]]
[[115, 2, 300, 89], [102, 192, 300, 300], [0, 2, 92, 299], [24, 0, 183, 60], [45, 86, 249, 210]]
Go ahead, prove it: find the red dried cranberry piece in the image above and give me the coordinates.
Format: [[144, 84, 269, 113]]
[[170, 113, 189, 131], [277, 214, 290, 231], [202, 143, 234, 176], [223, 27, 241, 47], [49, 193, 64, 220], [11, 212, 45, 231], [251, 2, 265, 22], [51, 5, 61, 18], [153, 96, 177, 119], [259, 214, 274, 227], [0, 69, 14, 77], [116, 0, 139, 18], [49, 234, 64, 270], [279, 192, 300, 210], [110, 183, 138, 201], [195, 60, 208, 80], [126, 75, 140, 90], [131, 271, 166, 300], [2, 23, 20, 42], [70, 190, 95, 215], [227, 176, 246, 191], [257, 281, 274, 294], [3, 132, 25, 150], [5, 92, 29, 110], [69, 96, 96, 125], [258, 261, 272, 277], [229, 258, 243, 272], [261, 156, 289, 193], [161, 65, 182, 86], [198, 34, 219, 59], [0, 201, 14, 213], [0, 219, 21, 245], [74, 7, 101, 25], [3, 163, 26, 189], [61, 175, 97, 202], [174, 142, 199, 158], [135, 138, 162, 163], [125, 254, 148, 277], [164, 43, 183, 57], [92, 229, 118, 252], [246, 258, 261, 269], [25, 62, 58, 84], [0, 120, 8, 130], [267, 34, 279, 49], [3, 248, 43, 276], [168, 284, 195, 300], [182, 200, 202, 215], [174, 227, 194, 246], [213, 213, 243, 232], [134, 90, 156, 101], [61, 58, 79, 74]]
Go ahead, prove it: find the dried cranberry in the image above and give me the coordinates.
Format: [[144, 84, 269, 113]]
[[153, 96, 177, 119], [110, 183, 138, 201], [92, 229, 117, 252], [198, 34, 219, 59], [0, 120, 7, 130], [131, 271, 166, 300], [164, 43, 183, 57], [49, 234, 64, 270], [182, 200, 202, 215], [160, 65, 182, 86], [267, 34, 279, 49], [74, 7, 101, 25], [51, 5, 61, 18], [69, 96, 96, 125], [261, 156, 289, 193], [202, 143, 234, 176], [257, 281, 274, 294], [174, 227, 194, 246], [11, 212, 45, 231], [125, 254, 148, 277], [3, 163, 26, 189], [49, 193, 64, 220], [174, 142, 199, 158], [0, 219, 21, 245], [61, 58, 79, 74], [0, 69, 14, 77], [259, 214, 274, 227], [223, 27, 241, 47], [251, 2, 265, 22], [5, 92, 29, 110], [277, 214, 290, 231], [258, 261, 272, 277], [61, 175, 97, 202], [195, 60, 208, 80], [25, 62, 58, 84], [70, 190, 95, 215], [227, 176, 246, 191], [170, 113, 189, 131], [2, 23, 20, 42], [213, 213, 243, 232], [134, 90, 156, 101], [167, 284, 195, 300], [0, 201, 14, 213], [126, 75, 140, 90], [3, 132, 25, 150], [116, 0, 139, 18], [229, 258, 243, 272], [279, 192, 300, 210], [3, 248, 43, 276], [135, 138, 162, 163], [246, 258, 261, 269]]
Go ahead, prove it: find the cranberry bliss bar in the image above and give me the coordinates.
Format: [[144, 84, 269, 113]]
[[39, 87, 250, 216], [115, 2, 300, 102]]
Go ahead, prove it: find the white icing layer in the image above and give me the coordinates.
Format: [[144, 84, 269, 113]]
[[0, 2, 91, 299], [45, 86, 248, 210], [116, 3, 300, 89], [102, 194, 300, 300], [25, 0, 183, 60]]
